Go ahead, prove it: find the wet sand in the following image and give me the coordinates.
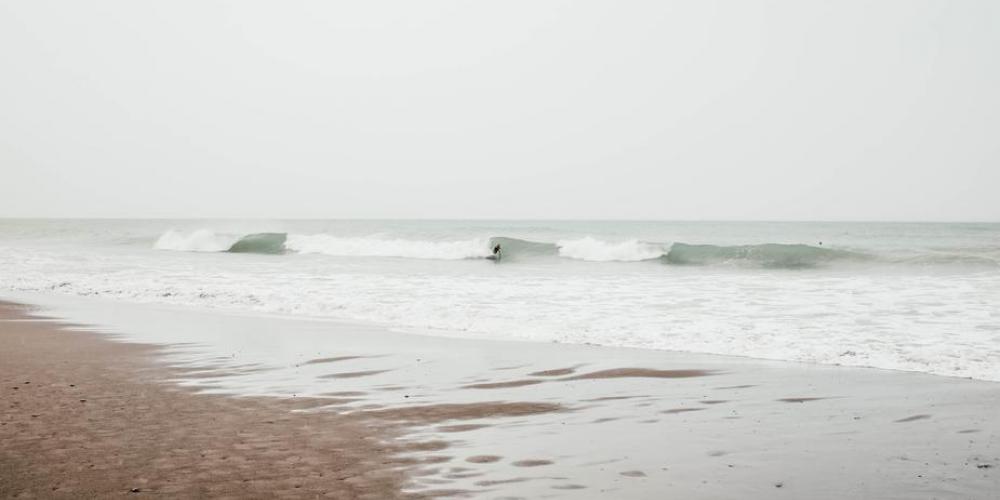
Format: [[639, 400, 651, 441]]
[[0, 302, 558, 498], [3, 294, 1000, 498], [0, 302, 407, 498]]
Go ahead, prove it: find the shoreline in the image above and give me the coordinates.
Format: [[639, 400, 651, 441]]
[[8, 288, 997, 386], [3, 294, 999, 498]]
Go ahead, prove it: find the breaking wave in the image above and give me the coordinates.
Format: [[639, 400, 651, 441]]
[[155, 230, 288, 255], [286, 234, 490, 260], [153, 230, 1000, 269], [154, 229, 235, 252], [487, 237, 558, 260], [228, 233, 287, 255], [486, 237, 663, 262], [556, 237, 664, 262]]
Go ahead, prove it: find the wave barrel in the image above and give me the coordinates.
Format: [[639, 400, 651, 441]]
[[227, 233, 288, 254]]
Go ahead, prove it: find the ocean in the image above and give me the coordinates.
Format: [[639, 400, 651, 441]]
[[1, 219, 998, 380]]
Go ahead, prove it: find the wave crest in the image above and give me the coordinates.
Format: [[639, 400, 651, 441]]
[[286, 234, 491, 260], [153, 230, 880, 268], [154, 229, 235, 252], [556, 237, 665, 262]]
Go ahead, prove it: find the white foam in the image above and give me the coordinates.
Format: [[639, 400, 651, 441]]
[[154, 229, 236, 252], [4, 229, 1000, 382], [556, 237, 664, 262], [285, 234, 491, 260]]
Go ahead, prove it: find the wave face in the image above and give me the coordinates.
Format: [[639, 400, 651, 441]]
[[663, 243, 865, 269], [487, 237, 558, 260], [227, 233, 287, 254]]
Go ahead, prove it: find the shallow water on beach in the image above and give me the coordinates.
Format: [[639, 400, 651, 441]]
[[1, 219, 999, 380], [8, 294, 999, 499]]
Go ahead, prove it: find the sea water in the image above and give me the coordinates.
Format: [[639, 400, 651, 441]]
[[1, 219, 998, 380]]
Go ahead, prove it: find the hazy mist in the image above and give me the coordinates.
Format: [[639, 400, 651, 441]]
[[1, 1, 997, 221]]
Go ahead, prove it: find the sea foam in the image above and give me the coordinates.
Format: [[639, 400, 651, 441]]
[[556, 237, 665, 262], [154, 229, 235, 252], [286, 234, 492, 260]]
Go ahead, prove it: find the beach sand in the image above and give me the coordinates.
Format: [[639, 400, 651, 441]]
[[2, 295, 999, 498], [0, 302, 560, 498], [0, 301, 415, 498]]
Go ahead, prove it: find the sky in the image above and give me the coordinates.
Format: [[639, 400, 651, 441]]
[[0, 1, 997, 221]]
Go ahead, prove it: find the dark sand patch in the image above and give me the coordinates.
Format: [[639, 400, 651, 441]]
[[463, 379, 544, 389], [416, 489, 469, 497], [553, 484, 587, 490], [582, 395, 648, 402], [778, 397, 828, 403], [320, 369, 392, 379], [493, 364, 530, 371], [700, 400, 729, 405], [179, 365, 270, 377], [296, 397, 363, 408], [566, 368, 713, 380], [438, 424, 489, 433], [592, 417, 620, 423], [895, 414, 932, 423], [303, 355, 371, 365], [662, 408, 706, 415], [528, 366, 580, 377], [466, 455, 503, 464], [512, 459, 553, 467], [959, 429, 981, 434], [410, 467, 443, 477], [401, 441, 451, 453], [620, 470, 647, 477], [365, 402, 563, 424], [475, 477, 530, 487], [322, 391, 368, 397], [444, 471, 485, 479]]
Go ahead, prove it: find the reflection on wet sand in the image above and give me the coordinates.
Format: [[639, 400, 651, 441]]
[[320, 369, 393, 379]]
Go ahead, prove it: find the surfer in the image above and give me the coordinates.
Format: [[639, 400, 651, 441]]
[[492, 243, 502, 260]]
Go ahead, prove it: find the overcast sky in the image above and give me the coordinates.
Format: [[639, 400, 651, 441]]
[[1, 1, 997, 221]]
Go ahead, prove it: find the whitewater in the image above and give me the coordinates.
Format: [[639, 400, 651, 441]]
[[2, 219, 999, 381]]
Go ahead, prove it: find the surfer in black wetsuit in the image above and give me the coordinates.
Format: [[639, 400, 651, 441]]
[[492, 244, 502, 259]]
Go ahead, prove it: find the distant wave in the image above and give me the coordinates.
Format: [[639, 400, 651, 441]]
[[663, 242, 868, 269], [153, 230, 999, 269], [493, 237, 865, 267], [286, 234, 491, 260]]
